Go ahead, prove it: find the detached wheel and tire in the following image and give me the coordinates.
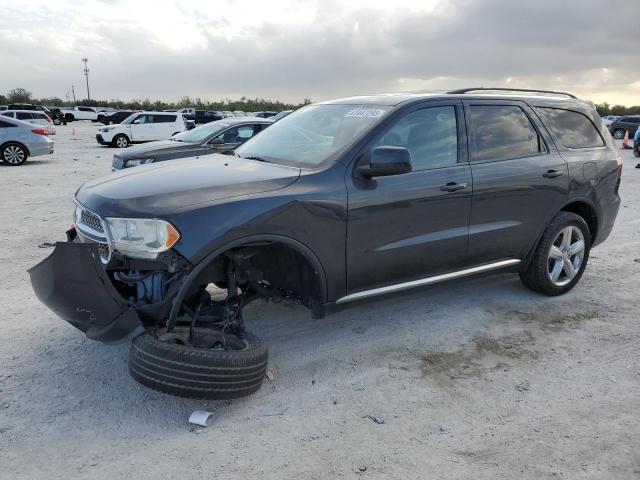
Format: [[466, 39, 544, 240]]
[[520, 212, 591, 296], [113, 134, 130, 148], [2, 143, 28, 166], [129, 326, 268, 399]]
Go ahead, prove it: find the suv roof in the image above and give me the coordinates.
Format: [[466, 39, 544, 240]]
[[321, 87, 587, 107]]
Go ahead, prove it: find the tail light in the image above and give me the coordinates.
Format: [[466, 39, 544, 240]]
[[31, 128, 49, 136]]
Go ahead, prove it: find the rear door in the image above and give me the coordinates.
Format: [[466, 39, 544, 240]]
[[463, 100, 569, 263], [154, 114, 178, 138], [16, 111, 36, 125]]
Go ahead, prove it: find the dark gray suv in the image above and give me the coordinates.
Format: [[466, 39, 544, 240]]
[[30, 88, 622, 400]]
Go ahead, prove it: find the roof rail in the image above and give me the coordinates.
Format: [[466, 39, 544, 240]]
[[447, 87, 577, 99]]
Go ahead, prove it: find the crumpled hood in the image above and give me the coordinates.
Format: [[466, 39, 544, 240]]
[[76, 153, 301, 217]]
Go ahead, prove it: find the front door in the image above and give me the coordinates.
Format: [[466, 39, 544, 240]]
[[129, 114, 156, 141], [462, 100, 569, 263], [345, 101, 472, 294]]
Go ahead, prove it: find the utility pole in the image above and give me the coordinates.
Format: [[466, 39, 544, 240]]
[[71, 85, 77, 103], [82, 58, 91, 101]]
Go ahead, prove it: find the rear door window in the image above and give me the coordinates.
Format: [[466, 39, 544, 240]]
[[16, 112, 34, 120], [154, 115, 177, 123], [535, 107, 604, 149], [468, 105, 544, 162]]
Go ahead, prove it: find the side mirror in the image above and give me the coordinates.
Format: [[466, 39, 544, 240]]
[[358, 146, 412, 178], [209, 137, 225, 146]]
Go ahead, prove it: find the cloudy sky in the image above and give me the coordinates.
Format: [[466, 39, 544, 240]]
[[1, 0, 639, 105]]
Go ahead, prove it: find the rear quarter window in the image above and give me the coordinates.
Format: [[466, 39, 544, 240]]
[[535, 107, 605, 149], [155, 115, 177, 123]]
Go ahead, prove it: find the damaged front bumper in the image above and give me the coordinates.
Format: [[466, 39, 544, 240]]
[[28, 241, 145, 344]]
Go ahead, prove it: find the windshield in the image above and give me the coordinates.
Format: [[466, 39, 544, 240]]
[[172, 121, 230, 143], [235, 104, 391, 168]]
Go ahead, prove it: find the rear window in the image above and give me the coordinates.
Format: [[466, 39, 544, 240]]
[[535, 108, 604, 149], [468, 105, 544, 162], [33, 112, 47, 119], [155, 115, 177, 123]]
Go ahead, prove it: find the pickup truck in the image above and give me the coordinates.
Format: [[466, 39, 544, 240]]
[[61, 106, 99, 122]]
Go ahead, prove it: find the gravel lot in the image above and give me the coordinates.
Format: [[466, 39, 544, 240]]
[[1, 123, 639, 479]]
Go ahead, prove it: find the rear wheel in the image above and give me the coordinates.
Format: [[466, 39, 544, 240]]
[[53, 117, 61, 126], [129, 326, 268, 399], [613, 128, 625, 139], [113, 134, 129, 148], [65, 114, 75, 122], [520, 212, 591, 296], [2, 143, 28, 166]]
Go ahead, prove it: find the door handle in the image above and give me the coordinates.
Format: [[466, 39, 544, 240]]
[[440, 182, 468, 192], [543, 170, 565, 178]]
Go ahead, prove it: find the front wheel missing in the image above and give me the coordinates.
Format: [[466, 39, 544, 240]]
[[129, 325, 268, 399]]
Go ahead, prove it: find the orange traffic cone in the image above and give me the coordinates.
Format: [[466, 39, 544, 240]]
[[71, 127, 77, 140], [622, 130, 632, 149]]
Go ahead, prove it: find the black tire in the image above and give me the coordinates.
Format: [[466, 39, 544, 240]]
[[53, 117, 62, 126], [1, 142, 28, 166], [65, 114, 75, 122], [129, 326, 268, 399], [112, 134, 129, 148], [613, 128, 625, 139], [634, 144, 640, 158], [520, 211, 591, 296]]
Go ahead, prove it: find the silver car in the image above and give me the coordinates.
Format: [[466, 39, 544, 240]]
[[1, 110, 56, 135], [0, 115, 54, 166]]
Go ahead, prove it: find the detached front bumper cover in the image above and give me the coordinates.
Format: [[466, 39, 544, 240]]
[[28, 241, 144, 344]]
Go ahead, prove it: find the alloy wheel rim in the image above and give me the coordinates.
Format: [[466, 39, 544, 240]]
[[117, 137, 127, 147], [4, 146, 25, 164], [547, 226, 585, 287]]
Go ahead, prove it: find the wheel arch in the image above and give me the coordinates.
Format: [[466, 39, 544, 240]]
[[524, 197, 599, 267], [166, 234, 329, 327], [1, 140, 30, 157]]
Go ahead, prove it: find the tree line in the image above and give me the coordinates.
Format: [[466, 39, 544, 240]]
[[0, 88, 309, 112], [2, 87, 639, 116]]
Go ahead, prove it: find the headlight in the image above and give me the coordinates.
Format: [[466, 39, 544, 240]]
[[124, 157, 155, 167], [105, 218, 180, 259], [100, 127, 115, 132]]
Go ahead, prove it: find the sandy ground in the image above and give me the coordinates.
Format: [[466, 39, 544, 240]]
[[0, 123, 639, 479]]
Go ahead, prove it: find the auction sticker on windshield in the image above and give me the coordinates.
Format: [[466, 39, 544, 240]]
[[344, 108, 386, 118]]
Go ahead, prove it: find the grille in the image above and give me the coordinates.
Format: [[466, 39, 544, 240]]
[[80, 209, 104, 232]]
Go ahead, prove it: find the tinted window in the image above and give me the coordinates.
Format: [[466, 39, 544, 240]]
[[469, 105, 543, 162], [0, 119, 16, 127], [154, 115, 177, 123], [1, 112, 12, 118], [78, 107, 93, 112], [33, 112, 48, 120], [535, 108, 604, 149], [16, 112, 34, 120], [373, 106, 457, 170]]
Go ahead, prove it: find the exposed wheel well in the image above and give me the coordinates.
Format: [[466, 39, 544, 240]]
[[182, 240, 326, 319], [561, 201, 598, 241]]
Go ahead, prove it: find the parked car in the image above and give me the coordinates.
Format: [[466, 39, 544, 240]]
[[95, 111, 188, 148], [1, 110, 56, 135], [0, 116, 53, 166], [272, 109, 293, 121], [99, 110, 136, 125], [194, 110, 223, 124], [111, 117, 273, 170], [177, 108, 195, 120], [608, 115, 640, 139], [29, 88, 621, 400], [61, 106, 99, 122], [252, 111, 277, 118], [7, 103, 65, 125]]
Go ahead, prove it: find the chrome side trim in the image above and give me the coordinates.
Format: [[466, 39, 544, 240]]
[[336, 259, 521, 304]]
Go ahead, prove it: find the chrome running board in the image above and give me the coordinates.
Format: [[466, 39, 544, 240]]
[[336, 259, 521, 304]]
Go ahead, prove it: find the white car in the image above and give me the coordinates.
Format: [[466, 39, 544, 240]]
[[60, 106, 99, 122], [1, 110, 56, 135], [96, 111, 188, 148]]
